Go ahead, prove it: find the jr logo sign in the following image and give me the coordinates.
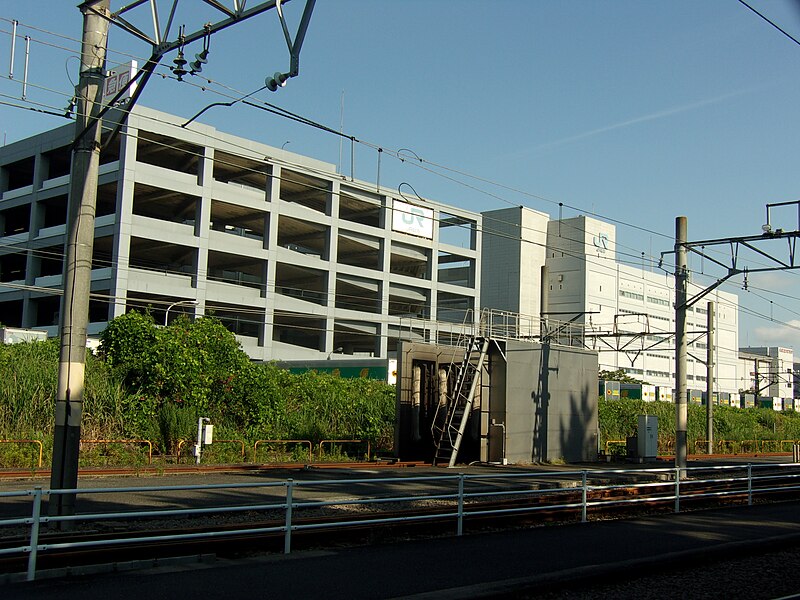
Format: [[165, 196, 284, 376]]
[[392, 199, 434, 239], [592, 232, 609, 253]]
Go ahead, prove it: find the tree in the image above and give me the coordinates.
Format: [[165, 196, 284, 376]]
[[98, 311, 252, 451], [599, 368, 649, 385]]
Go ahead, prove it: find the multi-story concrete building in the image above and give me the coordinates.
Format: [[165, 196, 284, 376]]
[[738, 347, 794, 400], [481, 209, 741, 397], [544, 215, 740, 396], [0, 106, 482, 361], [2, 108, 760, 402]]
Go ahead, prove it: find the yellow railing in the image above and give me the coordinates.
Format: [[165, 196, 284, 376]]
[[604, 440, 626, 455], [740, 440, 760, 453], [0, 439, 43, 468], [716, 439, 740, 454], [80, 439, 153, 464], [253, 439, 313, 463]]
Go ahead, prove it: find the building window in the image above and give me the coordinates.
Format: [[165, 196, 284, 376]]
[[647, 296, 670, 306], [619, 290, 644, 301], [646, 370, 670, 378]]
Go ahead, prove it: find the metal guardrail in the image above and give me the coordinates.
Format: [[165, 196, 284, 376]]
[[4, 462, 800, 582], [0, 438, 375, 468], [604, 440, 626, 455], [600, 438, 800, 456], [0, 440, 43, 468]]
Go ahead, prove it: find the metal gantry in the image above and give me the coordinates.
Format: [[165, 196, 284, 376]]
[[51, 0, 317, 519], [664, 201, 800, 471]]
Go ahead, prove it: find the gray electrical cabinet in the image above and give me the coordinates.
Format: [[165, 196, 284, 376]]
[[637, 415, 658, 462]]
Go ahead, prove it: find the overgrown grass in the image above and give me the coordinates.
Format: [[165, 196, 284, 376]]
[[599, 398, 800, 454], [0, 338, 396, 468], [13, 333, 797, 469]]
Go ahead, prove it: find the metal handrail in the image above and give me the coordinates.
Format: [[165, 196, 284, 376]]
[[5, 462, 800, 582], [0, 439, 43, 468], [604, 440, 626, 455]]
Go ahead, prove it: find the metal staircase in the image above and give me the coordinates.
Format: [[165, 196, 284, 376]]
[[431, 335, 490, 467]]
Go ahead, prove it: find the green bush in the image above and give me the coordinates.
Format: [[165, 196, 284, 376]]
[[599, 397, 800, 453], [0, 313, 397, 466]]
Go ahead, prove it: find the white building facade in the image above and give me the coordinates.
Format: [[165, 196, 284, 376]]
[[480, 210, 742, 397], [544, 215, 740, 396], [0, 106, 482, 361], [738, 347, 794, 401]]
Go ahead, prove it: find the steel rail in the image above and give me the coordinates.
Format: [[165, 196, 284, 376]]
[[4, 463, 800, 581]]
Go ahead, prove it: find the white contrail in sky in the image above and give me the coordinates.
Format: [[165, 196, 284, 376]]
[[527, 87, 759, 155]]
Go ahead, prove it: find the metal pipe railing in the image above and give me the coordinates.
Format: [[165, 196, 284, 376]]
[[0, 439, 43, 468], [6, 462, 800, 582]]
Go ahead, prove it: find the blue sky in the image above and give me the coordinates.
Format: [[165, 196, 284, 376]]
[[2, 1, 800, 350]]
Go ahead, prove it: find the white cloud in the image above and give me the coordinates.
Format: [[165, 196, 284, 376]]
[[525, 87, 761, 156], [750, 320, 800, 351]]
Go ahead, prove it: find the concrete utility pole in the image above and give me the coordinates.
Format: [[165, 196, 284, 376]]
[[667, 200, 800, 472], [48, 1, 317, 519], [50, 0, 109, 519], [706, 301, 715, 455], [674, 217, 688, 472]]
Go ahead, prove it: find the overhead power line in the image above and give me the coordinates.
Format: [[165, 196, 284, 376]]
[[738, 0, 800, 47]]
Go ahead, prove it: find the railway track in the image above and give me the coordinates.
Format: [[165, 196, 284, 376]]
[[3, 463, 800, 582], [0, 460, 427, 480]]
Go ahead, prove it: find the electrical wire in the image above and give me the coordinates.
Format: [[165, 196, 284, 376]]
[[0, 106, 791, 341], [0, 27, 777, 281], [737, 0, 800, 48], [3, 13, 796, 274]]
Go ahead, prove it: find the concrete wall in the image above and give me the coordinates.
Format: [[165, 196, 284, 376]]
[[481, 207, 549, 336], [489, 340, 598, 464]]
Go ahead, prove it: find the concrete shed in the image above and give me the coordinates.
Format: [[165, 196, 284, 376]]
[[395, 338, 598, 465]]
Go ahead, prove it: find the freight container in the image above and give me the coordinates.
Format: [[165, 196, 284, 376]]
[[620, 383, 643, 400], [656, 387, 673, 402], [600, 380, 620, 400], [642, 384, 657, 402], [741, 393, 755, 409]]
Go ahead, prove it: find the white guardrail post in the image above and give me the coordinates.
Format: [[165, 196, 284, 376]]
[[26, 486, 43, 581], [674, 467, 681, 513], [747, 464, 753, 506], [581, 471, 588, 523], [457, 474, 465, 536], [284, 478, 294, 554]]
